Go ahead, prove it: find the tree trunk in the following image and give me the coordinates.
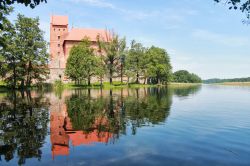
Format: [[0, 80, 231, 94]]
[[143, 77, 147, 84], [20, 80, 24, 89], [121, 64, 123, 83], [88, 76, 91, 86], [109, 68, 113, 85], [13, 62, 16, 89], [109, 61, 113, 85], [100, 76, 103, 87], [136, 72, 139, 84]]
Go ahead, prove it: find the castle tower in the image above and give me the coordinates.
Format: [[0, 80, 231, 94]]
[[49, 15, 69, 81]]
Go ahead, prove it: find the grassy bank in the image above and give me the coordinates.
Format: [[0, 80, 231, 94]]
[[0, 80, 202, 92], [213, 82, 250, 86], [167, 82, 202, 88], [59, 82, 202, 89]]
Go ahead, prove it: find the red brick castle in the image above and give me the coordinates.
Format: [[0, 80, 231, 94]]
[[49, 15, 106, 82]]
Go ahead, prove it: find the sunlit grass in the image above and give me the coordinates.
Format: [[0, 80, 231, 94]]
[[59, 81, 202, 89], [167, 82, 202, 88]]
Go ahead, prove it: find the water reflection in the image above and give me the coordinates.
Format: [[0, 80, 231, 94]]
[[0, 86, 201, 164], [0, 91, 49, 165]]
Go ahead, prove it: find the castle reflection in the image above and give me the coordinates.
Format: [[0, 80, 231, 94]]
[[50, 106, 113, 158], [0, 85, 201, 163], [49, 88, 174, 158]]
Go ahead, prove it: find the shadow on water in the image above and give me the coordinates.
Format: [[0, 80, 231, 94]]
[[0, 86, 201, 164]]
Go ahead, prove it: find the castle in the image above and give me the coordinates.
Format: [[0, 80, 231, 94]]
[[49, 15, 107, 82]]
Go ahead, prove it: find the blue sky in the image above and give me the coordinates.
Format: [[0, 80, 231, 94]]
[[10, 0, 250, 79]]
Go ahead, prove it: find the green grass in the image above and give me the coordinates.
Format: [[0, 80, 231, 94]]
[[62, 81, 156, 89], [58, 81, 202, 90], [0, 80, 203, 92], [167, 82, 202, 88], [0, 80, 8, 92]]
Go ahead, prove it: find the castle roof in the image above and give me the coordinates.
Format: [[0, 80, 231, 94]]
[[51, 15, 68, 26], [63, 28, 108, 42]]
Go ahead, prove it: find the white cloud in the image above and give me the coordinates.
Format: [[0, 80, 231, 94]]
[[69, 0, 115, 9], [192, 29, 250, 47]]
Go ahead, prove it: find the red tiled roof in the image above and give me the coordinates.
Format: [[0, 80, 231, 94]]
[[64, 28, 107, 42], [51, 15, 68, 25]]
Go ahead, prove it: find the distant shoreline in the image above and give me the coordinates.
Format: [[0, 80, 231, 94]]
[[210, 82, 250, 86]]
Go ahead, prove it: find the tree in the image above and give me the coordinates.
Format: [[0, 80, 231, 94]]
[[126, 40, 146, 84], [214, 0, 250, 19], [173, 70, 202, 83], [97, 31, 126, 84], [0, 1, 47, 30], [145, 46, 172, 84], [65, 38, 100, 86], [1, 14, 49, 88], [0, 0, 47, 9], [15, 14, 49, 87], [95, 56, 106, 86]]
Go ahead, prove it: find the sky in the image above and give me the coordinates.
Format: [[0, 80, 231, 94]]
[[9, 0, 250, 79]]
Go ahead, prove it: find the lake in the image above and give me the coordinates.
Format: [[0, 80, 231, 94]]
[[0, 85, 250, 166]]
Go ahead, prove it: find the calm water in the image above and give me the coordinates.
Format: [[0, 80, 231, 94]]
[[0, 85, 250, 166]]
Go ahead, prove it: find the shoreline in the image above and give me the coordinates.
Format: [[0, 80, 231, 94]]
[[0, 82, 202, 91], [206, 82, 250, 86]]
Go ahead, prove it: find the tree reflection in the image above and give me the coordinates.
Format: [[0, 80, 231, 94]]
[[66, 88, 173, 140], [172, 85, 202, 97], [0, 91, 49, 165]]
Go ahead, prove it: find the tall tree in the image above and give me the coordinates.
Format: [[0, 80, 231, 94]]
[[1, 14, 48, 88], [65, 38, 100, 86], [97, 31, 126, 84], [146, 46, 172, 84], [95, 56, 106, 86], [126, 40, 146, 84], [15, 14, 49, 88]]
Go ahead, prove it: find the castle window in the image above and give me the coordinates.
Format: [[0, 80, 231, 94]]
[[58, 36, 60, 40], [63, 29, 65, 31], [58, 52, 60, 56], [58, 29, 60, 31], [54, 28, 55, 31], [58, 44, 60, 47]]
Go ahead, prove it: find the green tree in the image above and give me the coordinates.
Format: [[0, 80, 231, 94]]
[[126, 40, 146, 84], [97, 31, 126, 84], [65, 38, 100, 86], [15, 14, 49, 88], [1, 14, 48, 88], [173, 70, 202, 83], [145, 46, 172, 84], [95, 56, 106, 86]]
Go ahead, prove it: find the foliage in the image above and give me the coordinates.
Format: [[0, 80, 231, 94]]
[[0, 1, 47, 30], [0, 0, 47, 9], [203, 77, 250, 84], [1, 14, 49, 89], [173, 70, 202, 83], [126, 40, 146, 83], [97, 31, 126, 84], [65, 38, 103, 86], [214, 0, 250, 20], [145, 46, 172, 84]]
